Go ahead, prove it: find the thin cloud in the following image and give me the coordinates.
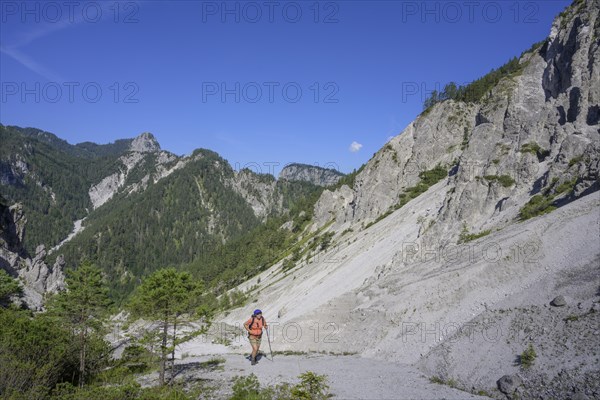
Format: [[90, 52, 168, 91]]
[[1, 45, 63, 82], [0, 19, 78, 81], [0, 1, 138, 82], [349, 141, 363, 153]]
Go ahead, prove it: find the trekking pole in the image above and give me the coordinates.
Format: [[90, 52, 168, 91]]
[[265, 327, 274, 361]]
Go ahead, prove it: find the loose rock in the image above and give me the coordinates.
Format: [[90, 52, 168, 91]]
[[551, 295, 567, 307], [497, 374, 523, 394]]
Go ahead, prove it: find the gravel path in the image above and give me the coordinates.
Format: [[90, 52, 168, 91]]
[[145, 352, 490, 399]]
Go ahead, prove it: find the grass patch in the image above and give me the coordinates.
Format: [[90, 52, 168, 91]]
[[394, 165, 448, 210], [555, 177, 577, 194], [364, 209, 394, 229], [273, 350, 309, 356], [429, 376, 458, 389], [519, 176, 577, 220], [199, 357, 226, 371], [568, 155, 584, 167], [519, 194, 556, 220], [483, 174, 515, 188], [419, 165, 448, 185], [459, 225, 491, 243], [497, 142, 511, 155], [461, 127, 470, 150], [520, 142, 550, 160], [231, 370, 332, 399]]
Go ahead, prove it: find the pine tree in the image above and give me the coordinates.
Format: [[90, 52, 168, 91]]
[[128, 268, 205, 385], [0, 270, 21, 304], [47, 262, 111, 387]]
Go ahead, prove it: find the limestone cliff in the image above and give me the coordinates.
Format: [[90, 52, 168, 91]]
[[313, 0, 599, 247], [0, 199, 65, 309]]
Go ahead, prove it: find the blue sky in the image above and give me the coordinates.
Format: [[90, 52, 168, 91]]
[[1, 0, 571, 175]]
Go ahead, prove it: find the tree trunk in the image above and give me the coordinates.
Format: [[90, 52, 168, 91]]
[[170, 318, 177, 385], [78, 311, 87, 388], [79, 332, 86, 388], [159, 318, 168, 385]]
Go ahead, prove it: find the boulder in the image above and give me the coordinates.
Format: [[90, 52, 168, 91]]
[[497, 374, 523, 395]]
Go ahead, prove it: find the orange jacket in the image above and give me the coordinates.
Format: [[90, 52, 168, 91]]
[[245, 315, 267, 336]]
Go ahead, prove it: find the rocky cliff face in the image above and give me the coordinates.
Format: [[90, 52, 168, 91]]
[[314, 0, 599, 246], [88, 133, 177, 209], [231, 170, 282, 218], [0, 200, 65, 310], [279, 163, 344, 187]]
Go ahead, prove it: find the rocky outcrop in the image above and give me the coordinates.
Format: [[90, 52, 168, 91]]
[[0, 201, 65, 309], [313, 0, 600, 247], [231, 169, 281, 219], [130, 132, 160, 153], [279, 163, 344, 187], [88, 133, 167, 209]]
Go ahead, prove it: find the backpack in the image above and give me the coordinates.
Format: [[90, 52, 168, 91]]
[[248, 315, 264, 333], [249, 315, 261, 330]]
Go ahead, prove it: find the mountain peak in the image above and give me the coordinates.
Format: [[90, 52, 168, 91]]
[[130, 132, 160, 153]]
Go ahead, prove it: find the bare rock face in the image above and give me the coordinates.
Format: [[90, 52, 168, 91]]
[[231, 169, 281, 219], [0, 201, 65, 309], [88, 132, 165, 209], [130, 132, 160, 153], [313, 0, 600, 244], [279, 163, 344, 187]]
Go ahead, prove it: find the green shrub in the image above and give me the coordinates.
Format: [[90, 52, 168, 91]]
[[568, 155, 584, 167], [461, 127, 470, 150], [230, 371, 331, 400], [0, 309, 78, 398], [393, 166, 448, 211], [519, 194, 556, 220], [231, 374, 262, 400], [483, 175, 515, 188], [554, 177, 577, 194], [520, 142, 549, 160], [51, 381, 199, 400], [419, 165, 448, 186], [520, 344, 537, 368], [458, 226, 491, 243], [319, 232, 335, 251], [364, 209, 394, 229], [0, 270, 21, 302], [282, 258, 296, 272], [290, 371, 330, 400]]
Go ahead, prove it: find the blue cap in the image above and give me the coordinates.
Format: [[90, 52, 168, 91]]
[[253, 309, 262, 315]]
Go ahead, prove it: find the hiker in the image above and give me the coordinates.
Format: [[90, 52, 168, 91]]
[[244, 309, 267, 365]]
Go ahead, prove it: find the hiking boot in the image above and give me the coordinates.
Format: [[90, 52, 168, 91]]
[[251, 356, 257, 365]]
